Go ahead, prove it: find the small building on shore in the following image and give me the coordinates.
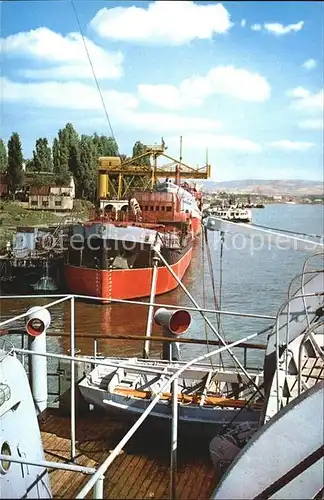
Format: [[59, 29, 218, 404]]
[[28, 177, 75, 211]]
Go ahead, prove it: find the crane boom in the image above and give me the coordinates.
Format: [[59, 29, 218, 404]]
[[97, 141, 210, 200]]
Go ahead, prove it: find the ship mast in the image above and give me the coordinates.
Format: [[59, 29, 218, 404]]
[[175, 136, 182, 186]]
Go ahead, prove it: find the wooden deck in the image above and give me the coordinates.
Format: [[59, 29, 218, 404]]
[[40, 408, 218, 499]]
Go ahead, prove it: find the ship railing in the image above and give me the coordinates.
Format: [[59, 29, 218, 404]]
[[4, 266, 322, 498], [0, 292, 273, 375], [0, 302, 267, 499], [0, 293, 274, 499], [0, 292, 272, 400], [74, 330, 264, 500], [273, 252, 324, 412]]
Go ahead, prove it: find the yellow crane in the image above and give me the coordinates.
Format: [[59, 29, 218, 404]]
[[98, 139, 211, 200]]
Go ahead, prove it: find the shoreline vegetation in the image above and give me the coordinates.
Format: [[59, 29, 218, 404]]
[[0, 200, 93, 252]]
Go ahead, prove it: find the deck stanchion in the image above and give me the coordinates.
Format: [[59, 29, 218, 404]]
[[70, 295, 76, 461], [21, 330, 25, 367], [94, 338, 98, 360], [170, 376, 178, 499], [243, 347, 247, 369], [93, 476, 104, 499], [143, 242, 160, 359]]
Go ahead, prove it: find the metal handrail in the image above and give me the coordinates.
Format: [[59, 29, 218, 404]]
[[301, 252, 324, 327], [275, 291, 324, 412], [1, 270, 322, 497], [74, 329, 263, 499], [1, 328, 268, 350], [0, 295, 72, 327], [284, 269, 324, 372], [0, 293, 276, 321], [10, 348, 178, 377], [0, 454, 96, 474], [8, 328, 264, 500]]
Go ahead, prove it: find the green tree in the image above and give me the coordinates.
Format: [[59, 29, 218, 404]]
[[79, 135, 98, 200], [52, 137, 60, 173], [0, 139, 8, 173], [32, 174, 53, 188], [25, 158, 35, 171], [132, 141, 151, 166], [93, 133, 118, 156], [7, 132, 24, 197], [56, 129, 70, 176], [32, 137, 53, 172], [53, 123, 79, 185], [68, 142, 81, 190]]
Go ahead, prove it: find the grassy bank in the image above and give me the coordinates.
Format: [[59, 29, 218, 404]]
[[0, 200, 94, 252]]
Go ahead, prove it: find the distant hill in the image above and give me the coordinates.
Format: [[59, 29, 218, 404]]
[[200, 179, 324, 196]]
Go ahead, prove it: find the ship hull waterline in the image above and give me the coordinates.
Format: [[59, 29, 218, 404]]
[[64, 245, 193, 303]]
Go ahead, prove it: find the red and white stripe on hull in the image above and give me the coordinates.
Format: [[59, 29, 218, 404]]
[[64, 246, 193, 303]]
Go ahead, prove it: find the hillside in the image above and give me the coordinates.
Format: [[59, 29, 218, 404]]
[[200, 179, 324, 196]]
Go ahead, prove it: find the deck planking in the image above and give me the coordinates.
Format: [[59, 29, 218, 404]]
[[40, 408, 218, 499]]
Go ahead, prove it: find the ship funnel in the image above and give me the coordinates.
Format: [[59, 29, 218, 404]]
[[26, 307, 51, 337], [154, 307, 191, 335]]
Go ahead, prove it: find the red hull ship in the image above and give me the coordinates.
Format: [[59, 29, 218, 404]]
[[64, 180, 203, 302]]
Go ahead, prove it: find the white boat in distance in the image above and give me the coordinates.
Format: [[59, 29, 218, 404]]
[[204, 205, 252, 223]]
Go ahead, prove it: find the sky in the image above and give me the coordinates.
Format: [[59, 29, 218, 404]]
[[1, 0, 323, 181]]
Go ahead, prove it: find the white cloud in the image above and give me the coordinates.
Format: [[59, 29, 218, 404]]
[[251, 21, 304, 35], [288, 87, 324, 111], [90, 1, 232, 45], [1, 76, 223, 135], [138, 66, 271, 110], [241, 19, 247, 28], [288, 87, 323, 130], [166, 133, 262, 153], [287, 86, 311, 99], [302, 58, 317, 70], [1, 27, 123, 80], [138, 84, 188, 110], [264, 21, 304, 35], [124, 113, 222, 134], [268, 140, 315, 152], [298, 119, 323, 131], [1, 77, 137, 111]]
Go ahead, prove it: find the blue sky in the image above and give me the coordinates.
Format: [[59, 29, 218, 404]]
[[1, 1, 323, 181]]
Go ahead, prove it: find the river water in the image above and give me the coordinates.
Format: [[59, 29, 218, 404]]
[[1, 204, 323, 370]]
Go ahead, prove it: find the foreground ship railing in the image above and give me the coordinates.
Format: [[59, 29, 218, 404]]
[[0, 293, 270, 499], [1, 249, 323, 499]]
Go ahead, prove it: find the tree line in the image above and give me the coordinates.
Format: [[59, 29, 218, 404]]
[[0, 123, 151, 201]]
